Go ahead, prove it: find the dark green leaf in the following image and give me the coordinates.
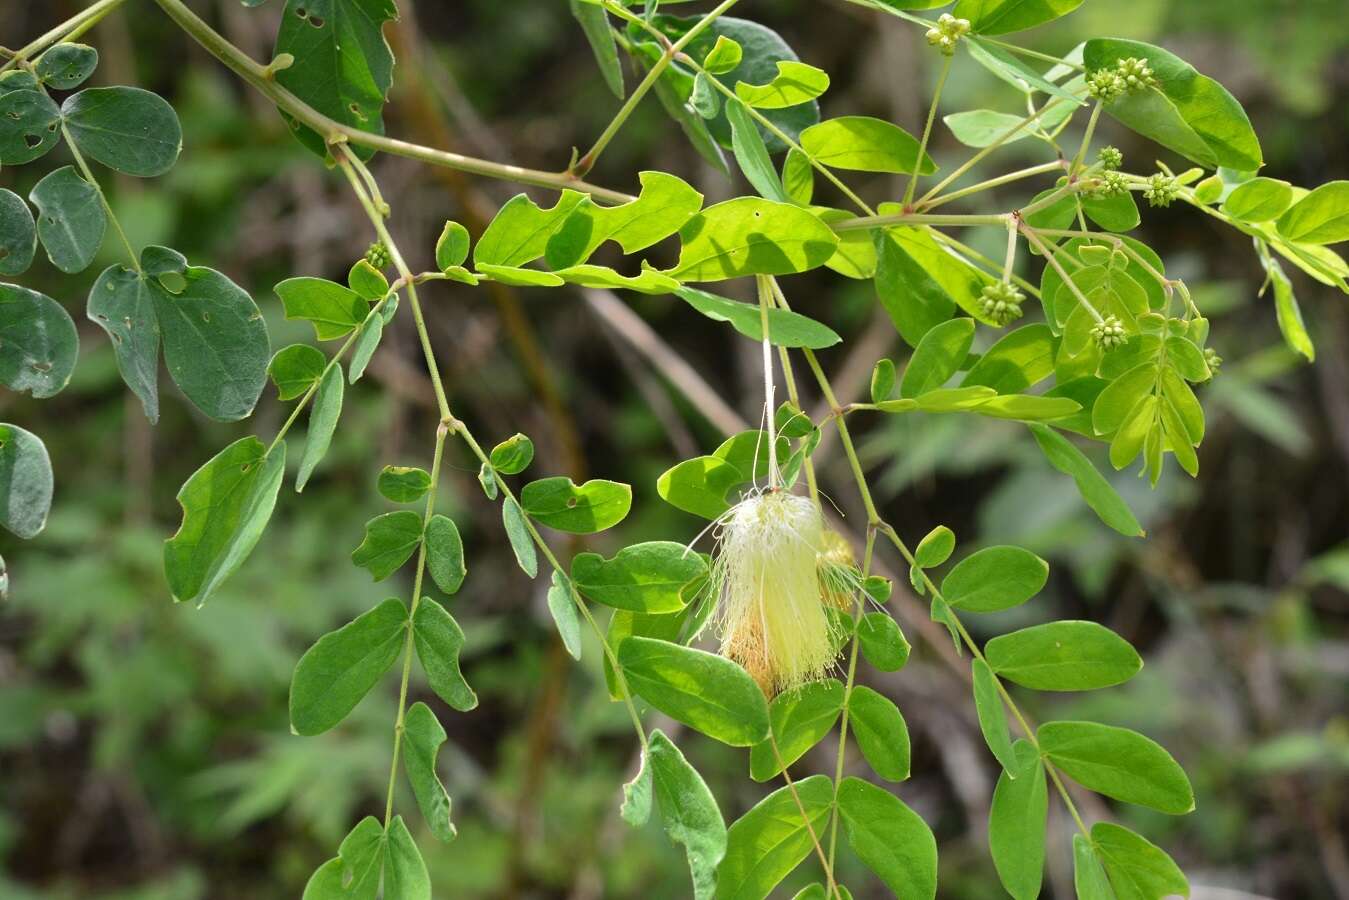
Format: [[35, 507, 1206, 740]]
[[29, 166, 104, 274], [268, 344, 327, 402], [572, 541, 706, 613], [987, 620, 1141, 691], [412, 597, 477, 711], [0, 189, 36, 276], [502, 497, 537, 577], [383, 816, 431, 900], [377, 465, 432, 503], [989, 740, 1048, 900], [941, 545, 1048, 613], [489, 433, 534, 475], [1039, 720, 1195, 814], [275, 277, 367, 341], [347, 313, 383, 382], [520, 476, 631, 534], [425, 514, 466, 595], [857, 612, 910, 671], [62, 86, 182, 176], [402, 701, 456, 842], [35, 43, 98, 89], [289, 597, 406, 735], [0, 282, 78, 398], [848, 685, 910, 781], [717, 775, 833, 900], [837, 777, 937, 900], [649, 730, 727, 900], [619, 636, 770, 746], [351, 509, 423, 581], [749, 678, 844, 781], [296, 363, 343, 491], [570, 0, 624, 98], [0, 90, 61, 166], [0, 424, 52, 539], [674, 286, 841, 349], [164, 437, 286, 605]]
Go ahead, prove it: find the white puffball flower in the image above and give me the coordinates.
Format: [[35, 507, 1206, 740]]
[[705, 488, 847, 695]]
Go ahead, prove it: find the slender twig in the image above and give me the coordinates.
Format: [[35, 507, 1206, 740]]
[[59, 120, 141, 272], [0, 0, 128, 72], [922, 160, 1066, 210], [903, 53, 953, 206], [1020, 222, 1105, 323]]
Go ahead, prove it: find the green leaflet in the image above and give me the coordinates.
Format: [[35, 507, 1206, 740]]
[[296, 363, 343, 491], [1040, 235, 1167, 315], [163, 437, 286, 606], [848, 685, 911, 781], [489, 433, 534, 475], [941, 545, 1048, 613], [0, 189, 37, 276], [669, 197, 838, 282], [986, 620, 1142, 691], [571, 541, 707, 613], [1029, 424, 1145, 537], [656, 430, 788, 520], [944, 108, 1040, 148], [1039, 720, 1195, 814], [621, 748, 653, 827], [748, 678, 844, 781], [988, 740, 1048, 900], [619, 636, 769, 746], [0, 282, 79, 399], [402, 701, 456, 842], [275, 277, 368, 341], [953, 0, 1085, 35], [1092, 821, 1190, 900], [1074, 834, 1114, 900], [382, 816, 431, 900], [29, 166, 105, 274], [502, 497, 537, 577], [412, 597, 477, 712], [424, 514, 466, 595], [972, 659, 1017, 773], [570, 0, 624, 98], [649, 730, 727, 900], [1222, 177, 1294, 223], [1276, 180, 1349, 244], [378, 465, 432, 503], [34, 43, 99, 90], [734, 61, 830, 109], [62, 86, 182, 177], [1256, 244, 1314, 362], [673, 286, 841, 349], [520, 476, 631, 534], [836, 777, 938, 900], [716, 775, 833, 900], [0, 90, 62, 165], [547, 570, 583, 660], [801, 116, 936, 175], [274, 0, 398, 159], [434, 220, 470, 271], [725, 98, 787, 202], [351, 509, 423, 581], [301, 816, 382, 900], [900, 317, 975, 398], [0, 424, 53, 539], [1084, 38, 1261, 171], [963, 324, 1056, 394], [268, 344, 327, 402], [857, 613, 910, 671], [89, 247, 269, 423], [288, 597, 407, 735]]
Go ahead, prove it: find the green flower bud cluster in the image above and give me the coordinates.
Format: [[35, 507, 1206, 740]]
[[1091, 315, 1128, 350], [1091, 170, 1130, 198], [925, 14, 971, 55], [1087, 56, 1158, 102], [1204, 346, 1222, 374], [365, 241, 391, 269], [1143, 173, 1180, 208], [1098, 146, 1123, 170], [980, 281, 1024, 327]]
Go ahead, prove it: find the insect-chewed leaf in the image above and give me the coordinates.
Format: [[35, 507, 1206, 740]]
[[0, 189, 36, 276], [848, 685, 911, 782], [29, 166, 105, 274], [35, 43, 99, 89], [296, 363, 343, 491], [571, 541, 707, 614], [1091, 822, 1190, 900], [289, 597, 407, 735], [62, 86, 182, 176], [300, 816, 383, 899], [621, 747, 653, 827], [619, 636, 769, 746], [857, 613, 910, 671], [273, 0, 398, 158], [748, 678, 844, 781], [900, 317, 975, 398], [163, 437, 286, 605], [836, 777, 938, 900], [717, 775, 833, 900], [1039, 720, 1195, 814], [801, 116, 937, 175], [734, 60, 830, 109], [275, 277, 368, 341], [0, 282, 78, 399], [402, 701, 456, 842], [673, 286, 840, 348], [941, 545, 1048, 613], [474, 191, 589, 269], [988, 740, 1048, 900], [0, 424, 53, 539], [0, 89, 61, 165], [268, 344, 327, 402], [1276, 180, 1349, 245], [954, 0, 1084, 35], [1084, 38, 1261, 171], [648, 730, 727, 900], [520, 476, 631, 534], [424, 514, 466, 595], [412, 597, 476, 711], [668, 197, 838, 282], [972, 659, 1017, 773], [351, 509, 423, 581]]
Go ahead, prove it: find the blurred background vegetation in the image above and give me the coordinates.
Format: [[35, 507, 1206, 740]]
[[1, 1, 1346, 898]]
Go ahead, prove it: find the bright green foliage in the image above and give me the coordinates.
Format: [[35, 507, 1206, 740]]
[[570, 0, 623, 98], [657, 430, 787, 520], [941, 545, 1048, 613], [351, 510, 423, 581], [986, 620, 1143, 690], [1277, 180, 1349, 244], [412, 597, 477, 711], [648, 730, 727, 900], [988, 740, 1048, 900], [954, 0, 1084, 35], [1074, 834, 1114, 900], [801, 116, 936, 175], [735, 61, 830, 109], [268, 344, 327, 401], [520, 476, 631, 533], [717, 775, 833, 900], [1039, 721, 1195, 814], [288, 597, 407, 735], [62, 86, 182, 176], [377, 465, 432, 503], [1092, 822, 1190, 900], [619, 636, 769, 746], [489, 433, 534, 475], [749, 678, 843, 781], [675, 286, 840, 348], [0, 283, 78, 398], [972, 659, 1017, 772], [848, 685, 910, 781], [837, 777, 937, 899], [857, 612, 910, 671], [163, 437, 286, 606], [29, 166, 105, 274], [670, 197, 838, 281], [1223, 177, 1294, 223], [571, 541, 706, 613], [900, 317, 975, 398], [276, 277, 368, 340]]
